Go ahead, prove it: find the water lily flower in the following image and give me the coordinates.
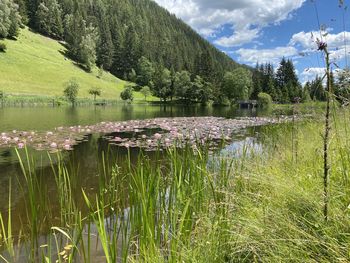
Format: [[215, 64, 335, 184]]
[[17, 143, 25, 149], [154, 133, 162, 140], [64, 144, 71, 150], [50, 142, 57, 148]]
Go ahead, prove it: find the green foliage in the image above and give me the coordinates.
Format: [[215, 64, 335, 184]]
[[308, 76, 326, 101], [128, 68, 137, 83], [0, 42, 6, 52], [137, 56, 155, 87], [88, 87, 102, 101], [0, 0, 21, 38], [153, 65, 172, 102], [140, 86, 151, 101], [174, 70, 192, 100], [276, 58, 302, 102], [35, 0, 63, 39], [63, 78, 79, 105], [120, 85, 134, 102], [257, 92, 272, 108], [0, 28, 141, 100], [334, 68, 350, 104], [223, 67, 252, 101], [22, 0, 239, 89], [64, 12, 98, 72], [301, 84, 312, 102], [0, 91, 5, 105]]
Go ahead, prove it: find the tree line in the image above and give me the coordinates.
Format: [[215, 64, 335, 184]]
[[2, 0, 239, 80], [2, 0, 349, 105]]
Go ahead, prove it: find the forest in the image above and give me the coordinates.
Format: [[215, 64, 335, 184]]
[[1, 0, 349, 105]]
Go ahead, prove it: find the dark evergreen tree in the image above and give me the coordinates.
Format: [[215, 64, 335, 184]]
[[275, 58, 301, 103], [0, 0, 21, 38], [309, 76, 326, 101], [123, 24, 141, 77], [36, 0, 63, 39], [95, 1, 114, 70], [251, 63, 263, 99]]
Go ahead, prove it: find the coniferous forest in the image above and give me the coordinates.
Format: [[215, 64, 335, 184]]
[[1, 0, 349, 104]]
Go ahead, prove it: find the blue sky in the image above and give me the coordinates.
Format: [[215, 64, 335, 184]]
[[154, 0, 350, 84]]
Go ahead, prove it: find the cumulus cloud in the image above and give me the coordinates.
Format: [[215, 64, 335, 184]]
[[301, 67, 326, 79], [214, 28, 260, 47], [300, 67, 344, 84], [235, 46, 298, 65], [154, 0, 306, 46], [290, 30, 350, 61]]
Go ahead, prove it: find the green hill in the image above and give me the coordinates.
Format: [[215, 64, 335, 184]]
[[0, 28, 143, 100]]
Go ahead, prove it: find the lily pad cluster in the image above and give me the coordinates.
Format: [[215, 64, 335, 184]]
[[0, 116, 295, 151]]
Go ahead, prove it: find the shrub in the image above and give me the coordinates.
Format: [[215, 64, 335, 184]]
[[88, 87, 102, 101], [63, 79, 79, 106], [140, 86, 151, 101], [257, 92, 272, 108], [0, 42, 7, 52], [120, 85, 134, 103]]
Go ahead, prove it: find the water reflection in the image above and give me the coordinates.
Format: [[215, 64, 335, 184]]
[[0, 104, 272, 132]]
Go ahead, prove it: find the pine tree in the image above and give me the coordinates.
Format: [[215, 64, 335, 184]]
[[123, 24, 141, 77], [95, 1, 114, 70], [251, 63, 263, 99], [36, 0, 63, 38], [275, 58, 300, 103], [0, 0, 21, 38]]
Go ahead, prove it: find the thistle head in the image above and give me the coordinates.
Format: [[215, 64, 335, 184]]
[[316, 39, 327, 51]]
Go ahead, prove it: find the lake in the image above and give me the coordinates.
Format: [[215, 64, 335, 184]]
[[0, 104, 275, 262]]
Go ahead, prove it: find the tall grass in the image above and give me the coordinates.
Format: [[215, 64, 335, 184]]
[[1, 109, 350, 262]]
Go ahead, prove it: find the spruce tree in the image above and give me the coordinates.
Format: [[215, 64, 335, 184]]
[[36, 0, 63, 38], [0, 0, 21, 38]]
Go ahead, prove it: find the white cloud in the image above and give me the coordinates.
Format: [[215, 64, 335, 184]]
[[214, 28, 260, 47], [300, 67, 344, 85], [290, 30, 350, 50], [154, 0, 306, 46], [290, 30, 350, 62], [235, 46, 298, 65], [301, 67, 326, 79]]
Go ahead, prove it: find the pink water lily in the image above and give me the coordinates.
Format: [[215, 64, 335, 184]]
[[154, 133, 162, 140]]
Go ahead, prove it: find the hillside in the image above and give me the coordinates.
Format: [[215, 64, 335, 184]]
[[0, 0, 245, 104], [0, 27, 142, 100], [15, 0, 240, 81]]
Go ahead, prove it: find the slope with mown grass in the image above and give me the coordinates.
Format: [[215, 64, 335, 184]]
[[0, 28, 145, 101]]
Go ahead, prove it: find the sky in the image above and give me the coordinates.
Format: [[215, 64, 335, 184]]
[[153, 0, 350, 84]]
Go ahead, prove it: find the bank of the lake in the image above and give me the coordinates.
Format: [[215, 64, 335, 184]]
[[0, 104, 349, 262]]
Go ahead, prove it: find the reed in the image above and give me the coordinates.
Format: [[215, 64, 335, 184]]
[[1, 110, 350, 262]]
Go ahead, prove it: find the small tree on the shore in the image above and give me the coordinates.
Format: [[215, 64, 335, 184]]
[[88, 87, 101, 102], [64, 78, 79, 106], [257, 92, 272, 108], [140, 86, 151, 101], [120, 85, 134, 103]]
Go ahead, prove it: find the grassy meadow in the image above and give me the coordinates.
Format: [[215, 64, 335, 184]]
[[0, 28, 147, 102]]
